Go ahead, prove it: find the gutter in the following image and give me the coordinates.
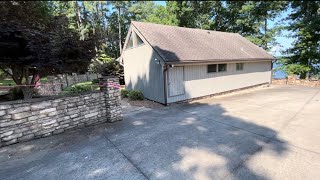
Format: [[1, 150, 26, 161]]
[[167, 59, 275, 65]]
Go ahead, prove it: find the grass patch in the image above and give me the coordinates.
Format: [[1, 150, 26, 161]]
[[0, 77, 48, 86], [0, 78, 15, 86], [61, 81, 99, 95], [40, 77, 47, 83]]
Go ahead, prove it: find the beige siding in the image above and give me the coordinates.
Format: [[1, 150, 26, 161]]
[[167, 61, 272, 103], [123, 44, 165, 103]]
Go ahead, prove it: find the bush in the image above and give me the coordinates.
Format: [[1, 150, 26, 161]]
[[121, 89, 129, 98], [61, 81, 97, 95], [92, 79, 99, 84], [8, 87, 24, 100], [121, 89, 144, 100], [69, 84, 92, 93], [128, 90, 144, 101], [7, 87, 39, 100]]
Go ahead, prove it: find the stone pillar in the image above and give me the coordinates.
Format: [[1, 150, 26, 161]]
[[100, 76, 123, 122]]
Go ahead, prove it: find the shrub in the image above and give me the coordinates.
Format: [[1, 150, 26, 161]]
[[92, 79, 99, 84], [121, 89, 129, 98], [61, 81, 97, 95], [128, 90, 144, 101], [8, 87, 24, 100], [69, 84, 92, 93]]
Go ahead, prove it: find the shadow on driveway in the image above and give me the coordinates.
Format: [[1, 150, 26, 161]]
[[103, 102, 288, 179], [0, 102, 288, 180]]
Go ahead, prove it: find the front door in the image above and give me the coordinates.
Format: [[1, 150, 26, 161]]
[[168, 66, 185, 97]]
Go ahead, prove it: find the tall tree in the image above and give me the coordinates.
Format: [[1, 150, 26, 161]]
[[0, 1, 96, 99], [106, 1, 131, 57], [212, 1, 288, 50], [112, 1, 131, 54], [282, 1, 320, 78], [165, 1, 215, 29], [128, 1, 178, 25]]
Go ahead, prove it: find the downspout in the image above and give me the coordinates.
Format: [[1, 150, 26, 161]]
[[271, 59, 276, 85], [163, 63, 168, 105]]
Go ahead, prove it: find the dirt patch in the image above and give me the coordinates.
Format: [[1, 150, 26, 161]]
[[122, 98, 164, 109]]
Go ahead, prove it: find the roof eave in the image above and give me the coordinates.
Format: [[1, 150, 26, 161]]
[[165, 58, 275, 65]]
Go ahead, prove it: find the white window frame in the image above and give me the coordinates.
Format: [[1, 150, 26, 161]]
[[207, 64, 217, 73], [218, 64, 227, 72], [125, 31, 145, 50], [236, 63, 244, 71]]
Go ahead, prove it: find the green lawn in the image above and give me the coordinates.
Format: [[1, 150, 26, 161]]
[[0, 77, 48, 86], [60, 81, 99, 95], [40, 77, 48, 83], [0, 78, 15, 86]]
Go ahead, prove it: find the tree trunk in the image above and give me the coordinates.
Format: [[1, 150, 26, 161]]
[[306, 58, 311, 79], [264, 17, 268, 49], [75, 1, 83, 39], [118, 7, 122, 55], [104, 8, 109, 36], [264, 1, 268, 50], [300, 73, 306, 79], [21, 86, 34, 100], [10, 66, 38, 100]]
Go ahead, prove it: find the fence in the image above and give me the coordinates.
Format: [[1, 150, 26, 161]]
[[0, 73, 101, 97], [0, 77, 122, 147], [38, 73, 101, 95], [52, 73, 101, 89]]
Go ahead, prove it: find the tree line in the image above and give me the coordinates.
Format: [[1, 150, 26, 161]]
[[0, 1, 319, 99]]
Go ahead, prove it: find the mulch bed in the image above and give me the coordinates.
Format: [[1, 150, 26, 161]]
[[122, 98, 164, 109]]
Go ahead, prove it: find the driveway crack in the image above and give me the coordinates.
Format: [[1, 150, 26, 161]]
[[278, 89, 320, 132], [102, 133, 150, 180]]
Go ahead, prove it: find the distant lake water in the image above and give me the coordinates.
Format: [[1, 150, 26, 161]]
[[273, 62, 286, 79]]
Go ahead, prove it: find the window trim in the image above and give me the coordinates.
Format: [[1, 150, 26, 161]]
[[125, 32, 134, 50], [207, 64, 217, 73], [236, 63, 244, 71], [207, 63, 228, 73], [136, 34, 145, 46], [218, 64, 227, 72], [125, 31, 145, 51]]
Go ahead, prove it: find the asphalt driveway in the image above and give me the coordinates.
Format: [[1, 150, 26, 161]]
[[0, 85, 319, 180]]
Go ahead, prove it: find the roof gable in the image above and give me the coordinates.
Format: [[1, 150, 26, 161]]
[[131, 21, 275, 63]]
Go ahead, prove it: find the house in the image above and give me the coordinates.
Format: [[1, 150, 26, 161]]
[[121, 21, 275, 104]]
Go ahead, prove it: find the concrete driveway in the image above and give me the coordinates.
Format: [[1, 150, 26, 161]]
[[0, 85, 319, 180]]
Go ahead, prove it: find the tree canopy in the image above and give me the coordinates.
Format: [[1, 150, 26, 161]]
[[0, 1, 319, 98], [282, 1, 320, 78], [0, 1, 97, 99]]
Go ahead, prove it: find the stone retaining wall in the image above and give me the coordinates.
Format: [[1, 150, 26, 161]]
[[272, 76, 320, 87], [0, 77, 122, 147]]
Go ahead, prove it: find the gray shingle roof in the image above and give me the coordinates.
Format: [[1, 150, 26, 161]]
[[132, 21, 275, 63]]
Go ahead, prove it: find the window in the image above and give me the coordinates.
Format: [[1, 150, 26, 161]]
[[126, 33, 134, 49], [207, 64, 227, 73], [207, 64, 217, 73], [236, 63, 244, 71], [137, 34, 144, 46], [218, 64, 227, 72], [125, 32, 145, 50]]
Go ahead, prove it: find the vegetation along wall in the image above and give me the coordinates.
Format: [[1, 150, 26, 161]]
[[0, 77, 122, 147]]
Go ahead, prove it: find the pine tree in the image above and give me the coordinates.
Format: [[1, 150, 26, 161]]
[[283, 1, 320, 78]]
